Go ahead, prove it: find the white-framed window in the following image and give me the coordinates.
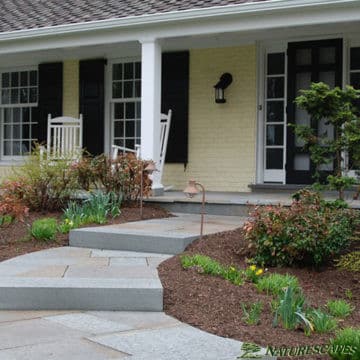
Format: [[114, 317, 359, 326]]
[[263, 51, 287, 183], [110, 60, 141, 150], [0, 68, 38, 159]]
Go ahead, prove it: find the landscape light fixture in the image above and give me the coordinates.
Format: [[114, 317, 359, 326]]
[[214, 73, 233, 103], [183, 180, 206, 240]]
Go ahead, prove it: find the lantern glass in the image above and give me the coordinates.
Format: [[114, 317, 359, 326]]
[[215, 88, 226, 103]]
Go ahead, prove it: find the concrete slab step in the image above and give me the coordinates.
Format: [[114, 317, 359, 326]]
[[70, 214, 245, 254], [0, 247, 168, 311], [0, 277, 163, 311]]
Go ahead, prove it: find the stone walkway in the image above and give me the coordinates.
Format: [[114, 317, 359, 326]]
[[0, 310, 246, 359], [0, 214, 266, 359]]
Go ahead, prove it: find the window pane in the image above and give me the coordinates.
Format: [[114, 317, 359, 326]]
[[13, 108, 20, 122], [125, 102, 135, 119], [267, 53, 285, 75], [350, 47, 360, 70], [12, 141, 21, 156], [114, 121, 124, 137], [125, 139, 134, 149], [319, 47, 336, 65], [136, 102, 141, 118], [22, 107, 30, 122], [20, 71, 28, 86], [124, 81, 133, 98], [21, 141, 30, 155], [4, 125, 12, 139], [11, 72, 19, 87], [113, 64, 123, 80], [350, 73, 360, 89], [296, 48, 311, 66], [266, 125, 284, 145], [266, 101, 284, 122], [112, 82, 122, 98], [114, 139, 124, 147], [4, 108, 11, 123], [11, 89, 19, 104], [114, 103, 124, 119], [267, 77, 284, 98], [125, 121, 135, 137], [22, 124, 30, 139], [2, 73, 10, 87], [135, 62, 141, 78], [29, 87, 37, 103], [124, 63, 134, 80], [1, 89, 10, 104], [20, 88, 29, 103], [294, 154, 310, 171], [29, 71, 37, 86], [135, 80, 141, 97], [266, 149, 283, 169], [4, 141, 11, 155], [136, 120, 141, 137], [13, 125, 21, 139]]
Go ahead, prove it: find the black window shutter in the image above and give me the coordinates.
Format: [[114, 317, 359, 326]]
[[34, 62, 63, 144], [161, 51, 189, 164], [79, 59, 105, 155]]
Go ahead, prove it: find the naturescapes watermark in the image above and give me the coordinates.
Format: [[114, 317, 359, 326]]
[[237, 342, 357, 359]]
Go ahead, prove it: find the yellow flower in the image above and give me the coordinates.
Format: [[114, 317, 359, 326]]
[[256, 269, 263, 276], [230, 266, 236, 271], [249, 265, 256, 271]]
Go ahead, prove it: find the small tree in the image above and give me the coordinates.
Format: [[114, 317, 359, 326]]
[[292, 82, 360, 199]]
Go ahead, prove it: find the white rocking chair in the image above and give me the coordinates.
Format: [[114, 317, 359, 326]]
[[111, 110, 172, 184], [40, 114, 83, 161]]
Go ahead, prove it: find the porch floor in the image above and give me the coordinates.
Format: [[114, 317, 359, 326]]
[[147, 190, 360, 209]]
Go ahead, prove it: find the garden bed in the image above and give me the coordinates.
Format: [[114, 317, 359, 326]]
[[158, 228, 359, 360], [0, 204, 170, 262]]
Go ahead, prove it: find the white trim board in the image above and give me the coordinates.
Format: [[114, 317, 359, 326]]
[[0, 1, 360, 55]]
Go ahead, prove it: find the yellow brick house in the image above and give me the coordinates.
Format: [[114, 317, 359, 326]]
[[0, 0, 359, 193]]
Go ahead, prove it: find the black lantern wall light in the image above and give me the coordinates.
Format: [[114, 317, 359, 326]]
[[214, 73, 233, 103]]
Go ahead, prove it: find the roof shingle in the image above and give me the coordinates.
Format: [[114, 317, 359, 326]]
[[0, 0, 271, 33]]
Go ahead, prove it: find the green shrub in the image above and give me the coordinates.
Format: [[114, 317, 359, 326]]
[[256, 273, 299, 296], [181, 254, 245, 286], [327, 300, 354, 318], [244, 189, 358, 267], [336, 252, 360, 273], [2, 147, 79, 211], [329, 328, 360, 360], [273, 285, 313, 335], [307, 309, 337, 333], [241, 301, 263, 325], [31, 218, 58, 241], [60, 191, 122, 230]]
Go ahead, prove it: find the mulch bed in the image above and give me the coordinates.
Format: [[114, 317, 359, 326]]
[[0, 204, 170, 262], [158, 228, 359, 360]]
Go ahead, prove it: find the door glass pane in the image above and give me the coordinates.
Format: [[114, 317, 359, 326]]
[[266, 149, 283, 169], [296, 49, 311, 66], [267, 77, 284, 98], [319, 71, 335, 88], [294, 154, 310, 171], [350, 73, 360, 89], [318, 119, 334, 140], [350, 47, 360, 70], [266, 125, 284, 146], [267, 53, 285, 75], [296, 72, 311, 95], [266, 101, 284, 122], [319, 160, 334, 171], [295, 108, 311, 147], [319, 47, 336, 65]]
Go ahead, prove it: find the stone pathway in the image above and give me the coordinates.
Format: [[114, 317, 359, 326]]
[[0, 310, 246, 359]]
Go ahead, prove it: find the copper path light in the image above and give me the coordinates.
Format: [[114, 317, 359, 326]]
[[183, 180, 206, 240]]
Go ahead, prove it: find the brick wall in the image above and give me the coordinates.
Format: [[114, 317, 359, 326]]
[[163, 45, 257, 192]]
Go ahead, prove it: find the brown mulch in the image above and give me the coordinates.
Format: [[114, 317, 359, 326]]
[[158, 228, 360, 360], [0, 204, 170, 262]]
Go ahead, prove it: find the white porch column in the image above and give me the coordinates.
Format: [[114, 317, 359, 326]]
[[140, 39, 163, 195]]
